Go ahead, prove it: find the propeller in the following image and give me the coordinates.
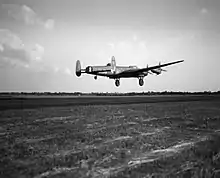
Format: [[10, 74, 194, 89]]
[[161, 69, 167, 72]]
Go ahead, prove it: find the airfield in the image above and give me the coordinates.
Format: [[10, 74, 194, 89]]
[[1, 94, 220, 177]]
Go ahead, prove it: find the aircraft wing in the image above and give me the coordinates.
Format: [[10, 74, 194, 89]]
[[114, 60, 184, 77], [138, 60, 184, 73]]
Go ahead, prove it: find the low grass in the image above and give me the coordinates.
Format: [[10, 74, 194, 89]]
[[1, 98, 220, 177]]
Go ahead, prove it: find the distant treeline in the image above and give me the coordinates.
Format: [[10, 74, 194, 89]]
[[1, 91, 220, 96]]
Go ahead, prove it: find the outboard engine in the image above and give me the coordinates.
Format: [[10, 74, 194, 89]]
[[150, 62, 166, 75], [75, 60, 81, 77], [151, 68, 162, 75]]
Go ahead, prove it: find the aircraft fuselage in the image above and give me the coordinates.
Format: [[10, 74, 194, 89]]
[[75, 56, 184, 87], [86, 65, 145, 78]]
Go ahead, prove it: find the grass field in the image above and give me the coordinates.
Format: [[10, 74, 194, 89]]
[[1, 96, 220, 177]]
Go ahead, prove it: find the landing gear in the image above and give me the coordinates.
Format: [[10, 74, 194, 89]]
[[115, 79, 120, 87], [94, 76, 97, 80], [139, 78, 144, 86]]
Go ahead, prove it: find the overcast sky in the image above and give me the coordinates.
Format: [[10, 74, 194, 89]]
[[0, 0, 220, 92]]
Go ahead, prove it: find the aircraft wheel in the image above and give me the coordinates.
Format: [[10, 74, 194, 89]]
[[115, 79, 120, 87], [139, 78, 144, 86], [94, 76, 97, 80]]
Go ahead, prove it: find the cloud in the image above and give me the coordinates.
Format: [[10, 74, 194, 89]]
[[107, 43, 115, 50], [54, 66, 60, 73], [106, 39, 150, 66], [104, 32, 192, 68], [52, 66, 74, 77], [64, 68, 73, 76], [44, 19, 55, 30], [0, 29, 45, 67], [0, 29, 29, 66], [31, 43, 44, 61], [200, 8, 208, 15], [0, 44, 3, 51], [0, 43, 29, 62], [2, 4, 55, 30], [132, 34, 138, 42], [0, 29, 24, 49]]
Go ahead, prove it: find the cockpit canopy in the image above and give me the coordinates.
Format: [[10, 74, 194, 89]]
[[106, 63, 111, 66], [129, 66, 137, 69]]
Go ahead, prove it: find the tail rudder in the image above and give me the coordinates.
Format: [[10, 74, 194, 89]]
[[111, 56, 116, 73], [75, 60, 81, 77]]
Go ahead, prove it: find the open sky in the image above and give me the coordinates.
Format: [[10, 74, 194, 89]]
[[0, 0, 220, 92]]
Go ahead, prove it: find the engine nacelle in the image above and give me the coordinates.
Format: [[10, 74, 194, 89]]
[[151, 68, 162, 75], [143, 71, 149, 76], [75, 60, 81, 77]]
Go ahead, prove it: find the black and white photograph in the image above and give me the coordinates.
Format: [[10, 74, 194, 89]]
[[1, 0, 220, 177]]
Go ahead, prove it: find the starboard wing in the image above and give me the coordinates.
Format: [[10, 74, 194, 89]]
[[137, 60, 184, 73], [114, 60, 184, 77]]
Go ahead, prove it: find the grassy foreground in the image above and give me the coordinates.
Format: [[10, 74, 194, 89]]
[[1, 97, 220, 177]]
